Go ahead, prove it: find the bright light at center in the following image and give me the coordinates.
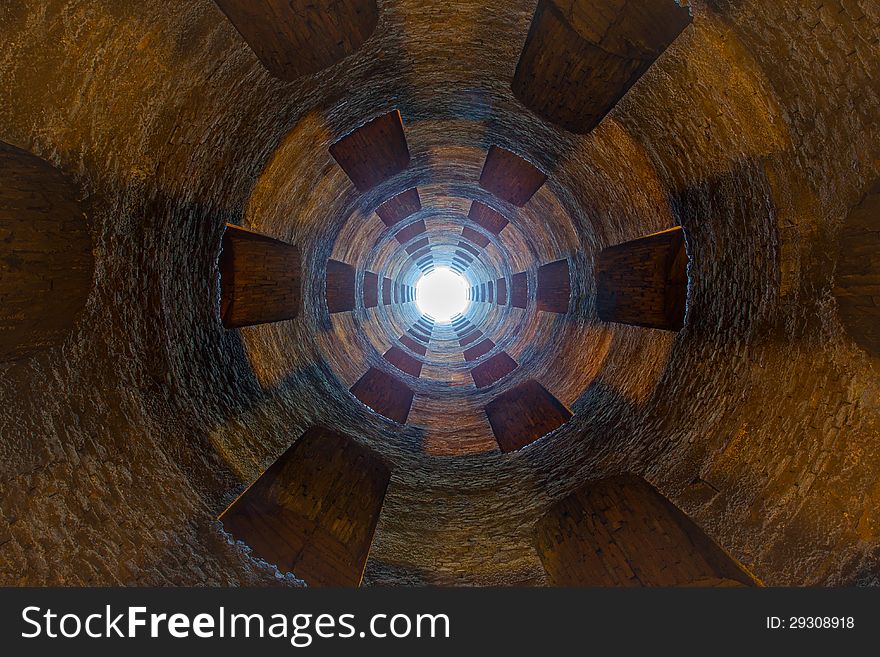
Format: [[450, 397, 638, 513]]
[[416, 268, 469, 322]]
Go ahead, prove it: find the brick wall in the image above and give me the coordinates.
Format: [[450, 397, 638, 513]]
[[834, 181, 880, 355], [479, 145, 547, 206], [536, 259, 570, 313]]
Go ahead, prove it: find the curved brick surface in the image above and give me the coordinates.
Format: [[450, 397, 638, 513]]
[[0, 0, 877, 588]]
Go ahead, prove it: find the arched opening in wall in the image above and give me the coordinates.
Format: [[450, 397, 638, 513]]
[[0, 141, 94, 360], [834, 182, 880, 357], [416, 267, 469, 322]]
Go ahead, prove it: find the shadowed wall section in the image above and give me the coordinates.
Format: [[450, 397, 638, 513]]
[[219, 426, 391, 587], [0, 141, 93, 360], [213, 0, 379, 81], [595, 226, 688, 330], [534, 476, 761, 587], [512, 0, 692, 133], [219, 224, 301, 328]]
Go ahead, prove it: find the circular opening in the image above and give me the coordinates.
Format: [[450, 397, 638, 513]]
[[416, 267, 469, 322]]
